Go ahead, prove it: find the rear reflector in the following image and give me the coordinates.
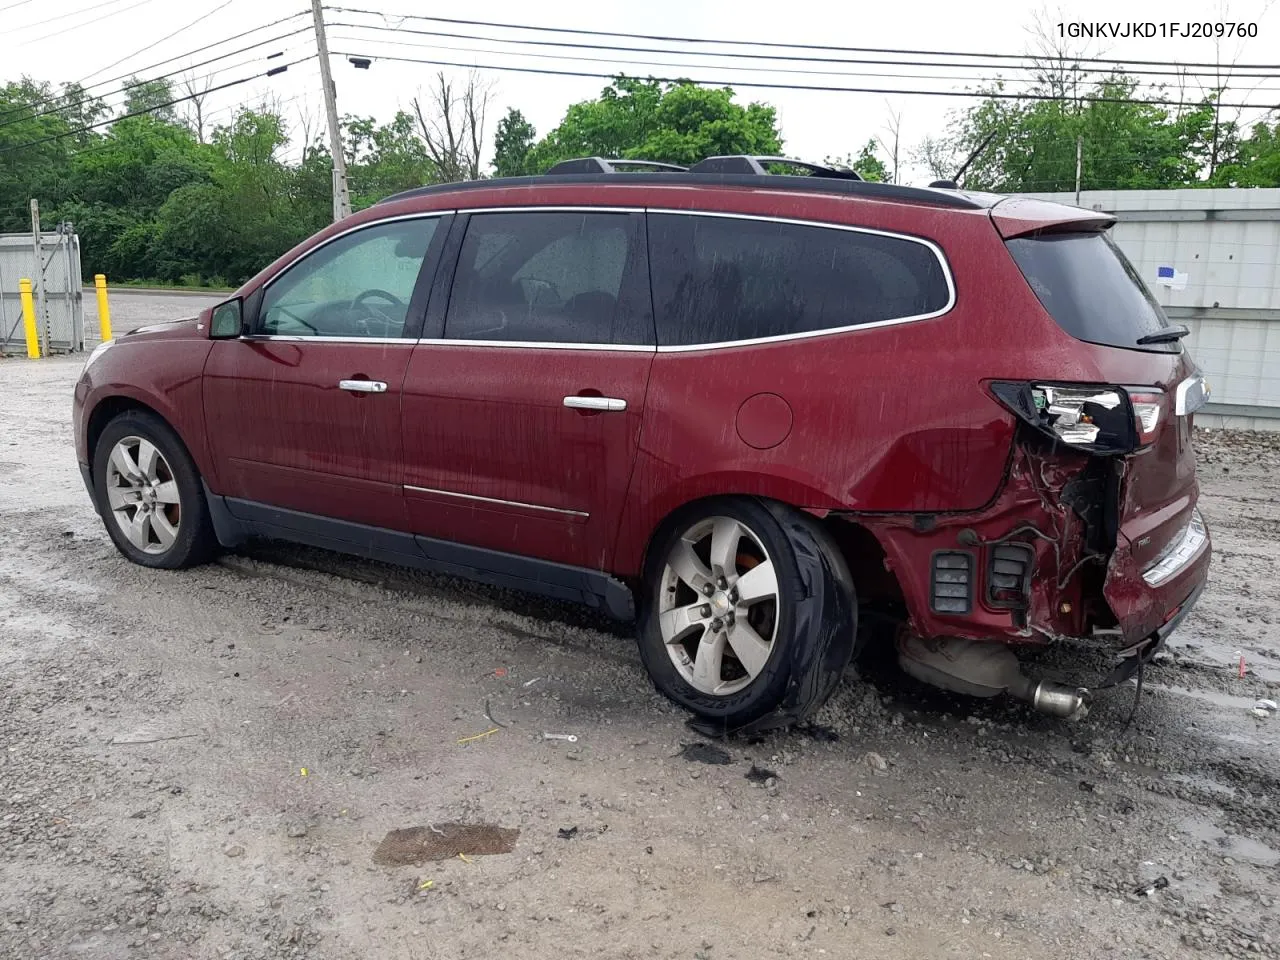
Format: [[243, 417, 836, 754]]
[[931, 551, 974, 614], [987, 544, 1033, 608]]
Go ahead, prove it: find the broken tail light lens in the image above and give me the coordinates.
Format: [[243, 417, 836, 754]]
[[990, 381, 1146, 455]]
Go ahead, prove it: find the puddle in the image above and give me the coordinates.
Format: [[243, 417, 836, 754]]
[[372, 823, 519, 865], [1180, 816, 1280, 867]]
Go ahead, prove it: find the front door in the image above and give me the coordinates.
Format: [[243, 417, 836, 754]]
[[204, 214, 449, 530], [401, 209, 655, 570]]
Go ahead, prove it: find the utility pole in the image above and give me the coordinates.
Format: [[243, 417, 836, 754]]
[[311, 0, 351, 222]]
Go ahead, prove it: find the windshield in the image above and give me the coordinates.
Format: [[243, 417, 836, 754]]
[[1006, 231, 1179, 353]]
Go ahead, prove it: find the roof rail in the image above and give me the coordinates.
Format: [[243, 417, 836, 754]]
[[545, 157, 688, 174], [688, 156, 861, 180]]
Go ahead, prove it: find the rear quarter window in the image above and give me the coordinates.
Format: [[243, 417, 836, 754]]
[[1005, 231, 1178, 353], [647, 213, 952, 347]]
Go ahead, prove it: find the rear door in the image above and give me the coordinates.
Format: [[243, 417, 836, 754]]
[[400, 209, 654, 570], [203, 214, 450, 530]]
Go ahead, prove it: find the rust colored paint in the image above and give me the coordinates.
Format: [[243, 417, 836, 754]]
[[735, 392, 793, 450]]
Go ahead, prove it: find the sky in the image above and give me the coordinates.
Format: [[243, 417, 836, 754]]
[[5, 0, 1279, 183]]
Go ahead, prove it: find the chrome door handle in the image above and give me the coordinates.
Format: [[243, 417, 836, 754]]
[[563, 396, 626, 412], [339, 379, 388, 393]]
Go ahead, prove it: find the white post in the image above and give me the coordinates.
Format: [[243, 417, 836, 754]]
[[312, 0, 351, 222], [30, 199, 48, 357], [1074, 135, 1083, 206]]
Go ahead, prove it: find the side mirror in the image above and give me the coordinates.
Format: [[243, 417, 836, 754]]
[[209, 298, 244, 339]]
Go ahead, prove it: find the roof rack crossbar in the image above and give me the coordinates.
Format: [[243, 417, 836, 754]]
[[545, 157, 688, 175], [688, 156, 861, 180]]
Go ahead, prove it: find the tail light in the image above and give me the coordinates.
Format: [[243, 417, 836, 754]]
[[1126, 390, 1165, 447], [990, 382, 1165, 455]]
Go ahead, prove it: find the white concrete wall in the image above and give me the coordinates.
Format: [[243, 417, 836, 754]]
[[1025, 189, 1280, 429]]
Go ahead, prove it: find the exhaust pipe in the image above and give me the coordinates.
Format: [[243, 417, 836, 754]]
[[897, 632, 1091, 720], [1016, 678, 1091, 720]]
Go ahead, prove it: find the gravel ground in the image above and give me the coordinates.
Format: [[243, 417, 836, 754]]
[[1, 355, 1278, 960], [84, 289, 223, 340]]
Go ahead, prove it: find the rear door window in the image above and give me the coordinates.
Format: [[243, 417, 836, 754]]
[[444, 211, 652, 346], [1005, 231, 1178, 353], [647, 213, 952, 347]]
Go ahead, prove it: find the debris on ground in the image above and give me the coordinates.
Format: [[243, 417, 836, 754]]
[[744, 764, 777, 784], [372, 823, 520, 865], [678, 742, 732, 765], [1135, 877, 1170, 897], [557, 826, 578, 840], [456, 727, 500, 745]]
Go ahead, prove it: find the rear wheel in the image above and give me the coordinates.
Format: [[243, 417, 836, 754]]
[[636, 498, 816, 727], [92, 410, 217, 569]]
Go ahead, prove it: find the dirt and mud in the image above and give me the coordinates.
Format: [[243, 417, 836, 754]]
[[2, 355, 1278, 960]]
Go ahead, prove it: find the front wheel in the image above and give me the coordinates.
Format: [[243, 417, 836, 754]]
[[92, 410, 218, 569], [636, 498, 857, 731]]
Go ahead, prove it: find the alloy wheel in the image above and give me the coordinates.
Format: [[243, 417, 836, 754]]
[[657, 515, 781, 696], [104, 436, 182, 555]]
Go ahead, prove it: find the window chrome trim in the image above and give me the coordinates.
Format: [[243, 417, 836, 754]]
[[404, 484, 589, 518], [645, 208, 957, 353], [241, 335, 417, 345], [416, 337, 654, 352], [421, 205, 955, 353], [458, 205, 642, 215]]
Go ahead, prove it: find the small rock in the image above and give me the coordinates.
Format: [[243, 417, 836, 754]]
[[286, 822, 308, 839], [222, 843, 245, 858], [863, 752, 888, 774]]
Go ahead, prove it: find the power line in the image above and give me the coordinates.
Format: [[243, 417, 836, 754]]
[[0, 24, 313, 128], [325, 7, 1280, 72], [327, 19, 1280, 83], [78, 8, 309, 84], [0, 55, 315, 156], [329, 51, 1278, 110], [328, 29, 1280, 96], [10, 0, 134, 33], [0, 0, 38, 12], [76, 0, 240, 85], [23, 0, 160, 45]]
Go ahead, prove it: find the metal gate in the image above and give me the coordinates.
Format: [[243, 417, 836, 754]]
[[0, 227, 85, 356]]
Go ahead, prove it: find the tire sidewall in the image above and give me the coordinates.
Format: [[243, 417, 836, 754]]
[[636, 497, 804, 726], [92, 411, 210, 569]]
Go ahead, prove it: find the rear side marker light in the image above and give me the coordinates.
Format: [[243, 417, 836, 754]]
[[931, 551, 973, 614]]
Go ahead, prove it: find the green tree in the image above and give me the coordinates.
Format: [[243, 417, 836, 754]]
[[943, 74, 1232, 192], [527, 77, 782, 170], [123, 76, 176, 121], [492, 107, 536, 177], [1212, 121, 1280, 187], [827, 141, 888, 182]]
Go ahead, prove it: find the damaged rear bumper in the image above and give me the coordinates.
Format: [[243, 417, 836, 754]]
[[851, 444, 1211, 650]]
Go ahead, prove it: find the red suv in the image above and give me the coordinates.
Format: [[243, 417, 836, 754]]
[[73, 156, 1211, 733]]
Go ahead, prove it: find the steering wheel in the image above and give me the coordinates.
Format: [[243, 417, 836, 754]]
[[349, 288, 404, 337]]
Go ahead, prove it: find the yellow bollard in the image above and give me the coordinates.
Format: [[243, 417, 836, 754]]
[[94, 274, 113, 342], [18, 278, 40, 359]]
